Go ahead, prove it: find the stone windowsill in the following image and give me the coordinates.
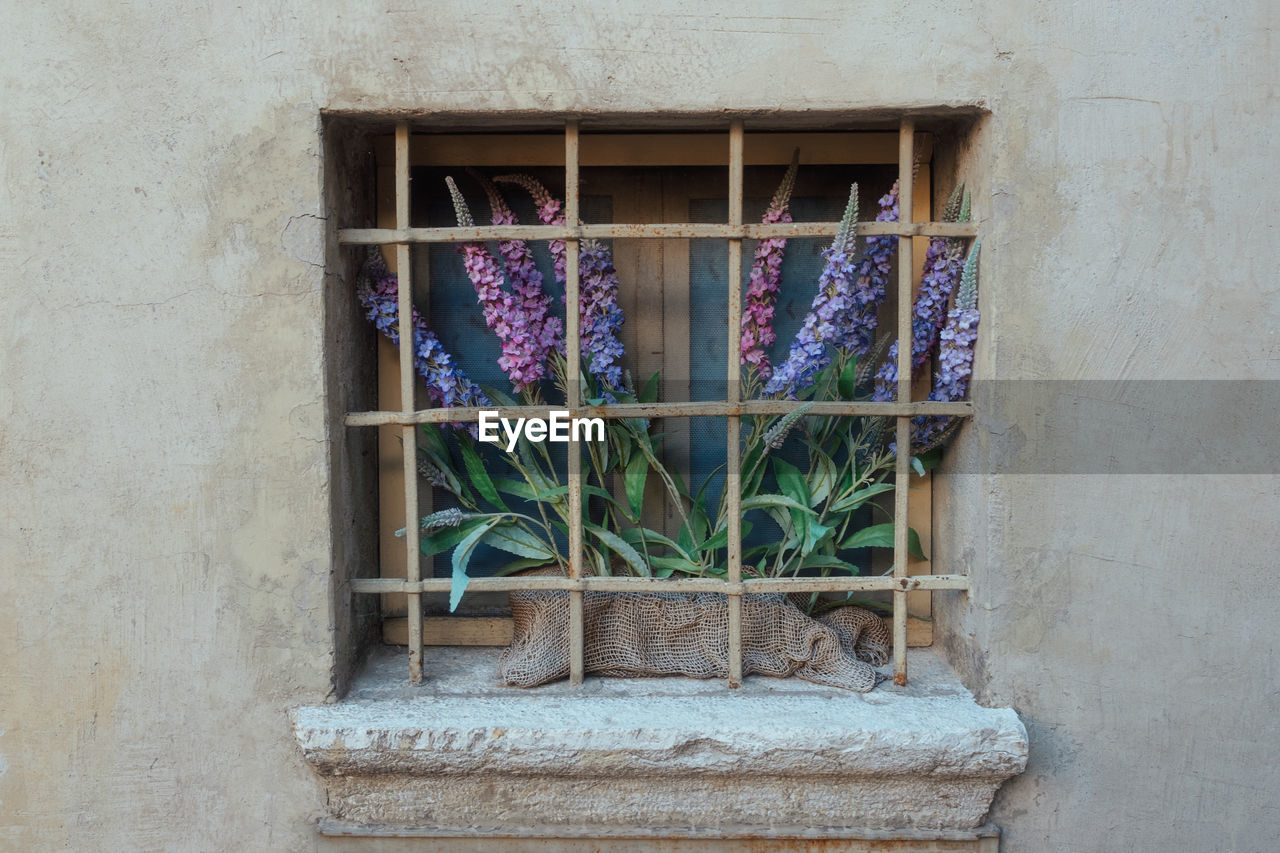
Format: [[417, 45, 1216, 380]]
[[292, 645, 1027, 840]]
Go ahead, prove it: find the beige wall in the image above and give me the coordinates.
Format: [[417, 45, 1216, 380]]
[[1, 1, 1275, 851]]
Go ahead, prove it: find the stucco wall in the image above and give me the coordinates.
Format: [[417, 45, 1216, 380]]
[[2, 2, 1276, 851]]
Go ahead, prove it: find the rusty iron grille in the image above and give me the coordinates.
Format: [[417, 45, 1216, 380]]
[[341, 120, 975, 687]]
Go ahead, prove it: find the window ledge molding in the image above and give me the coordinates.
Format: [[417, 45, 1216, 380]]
[[291, 647, 1026, 840]]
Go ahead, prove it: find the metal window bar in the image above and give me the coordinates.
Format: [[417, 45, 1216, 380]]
[[346, 119, 972, 686]]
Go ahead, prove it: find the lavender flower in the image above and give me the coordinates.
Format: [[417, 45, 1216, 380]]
[[494, 174, 568, 283], [495, 174, 627, 398], [355, 248, 489, 411], [577, 239, 627, 397], [931, 239, 981, 402], [873, 186, 969, 401], [469, 171, 564, 366], [834, 180, 900, 357], [740, 150, 798, 379], [446, 176, 551, 391], [762, 185, 859, 398], [911, 240, 981, 451], [764, 181, 901, 399]]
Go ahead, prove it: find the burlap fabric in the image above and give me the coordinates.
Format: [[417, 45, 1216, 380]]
[[498, 577, 891, 691]]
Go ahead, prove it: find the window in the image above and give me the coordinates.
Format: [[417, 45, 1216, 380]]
[[334, 118, 976, 687]]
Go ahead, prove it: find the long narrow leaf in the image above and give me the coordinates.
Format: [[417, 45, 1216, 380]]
[[799, 553, 861, 573], [829, 482, 896, 513], [618, 525, 695, 562], [459, 439, 509, 511], [493, 557, 555, 576], [740, 494, 816, 514], [450, 518, 501, 611], [586, 523, 651, 576], [648, 555, 702, 577], [420, 518, 488, 557], [480, 523, 555, 560], [624, 451, 649, 521]]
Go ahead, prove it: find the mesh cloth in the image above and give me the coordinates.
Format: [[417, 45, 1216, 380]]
[[498, 579, 891, 692]]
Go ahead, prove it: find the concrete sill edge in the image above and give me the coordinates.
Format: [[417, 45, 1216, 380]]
[[291, 646, 1027, 837]]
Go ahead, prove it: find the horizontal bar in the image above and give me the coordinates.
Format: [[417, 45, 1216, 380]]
[[345, 399, 973, 426], [350, 574, 971, 595], [338, 221, 978, 245]]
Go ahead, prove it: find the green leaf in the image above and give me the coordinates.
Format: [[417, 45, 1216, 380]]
[[740, 494, 817, 515], [493, 557, 554, 576], [420, 518, 487, 557], [459, 439, 508, 511], [916, 448, 944, 471], [840, 523, 927, 560], [482, 385, 518, 407], [638, 370, 660, 404], [772, 457, 810, 508], [803, 518, 835, 556], [624, 451, 649, 520], [677, 521, 696, 556], [799, 553, 861, 573], [829, 482, 896, 513], [669, 467, 692, 500], [450, 518, 501, 611], [619, 526, 695, 562], [586, 523, 650, 576], [837, 353, 858, 399], [806, 451, 839, 508], [840, 522, 894, 550], [515, 437, 554, 492], [908, 527, 927, 560], [648, 555, 702, 577], [910, 455, 926, 477], [419, 423, 451, 462], [493, 477, 538, 502], [532, 484, 570, 501], [480, 523, 555, 560], [701, 521, 752, 554], [531, 483, 622, 514]]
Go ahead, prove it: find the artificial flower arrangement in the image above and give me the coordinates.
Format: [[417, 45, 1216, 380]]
[[355, 158, 980, 681]]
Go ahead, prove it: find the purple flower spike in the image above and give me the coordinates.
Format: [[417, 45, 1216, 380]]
[[763, 184, 861, 399], [494, 174, 568, 284], [910, 240, 981, 451], [765, 180, 901, 399], [469, 171, 565, 367], [495, 175, 629, 398], [874, 185, 968, 401], [355, 248, 490, 412], [577, 239, 626, 398], [930, 239, 981, 402], [740, 150, 798, 379], [833, 180, 899, 357], [446, 176, 551, 392]]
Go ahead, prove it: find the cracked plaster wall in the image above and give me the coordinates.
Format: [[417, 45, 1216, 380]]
[[1, 1, 1276, 851]]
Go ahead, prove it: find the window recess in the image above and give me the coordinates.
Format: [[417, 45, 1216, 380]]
[[339, 120, 977, 687]]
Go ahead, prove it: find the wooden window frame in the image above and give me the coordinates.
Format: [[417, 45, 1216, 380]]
[[341, 120, 976, 687]]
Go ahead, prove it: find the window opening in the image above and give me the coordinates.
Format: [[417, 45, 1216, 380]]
[[341, 121, 977, 687]]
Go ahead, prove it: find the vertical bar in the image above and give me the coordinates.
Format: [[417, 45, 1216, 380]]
[[564, 120, 585, 685], [892, 120, 915, 686], [395, 123, 423, 683], [725, 120, 745, 688]]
